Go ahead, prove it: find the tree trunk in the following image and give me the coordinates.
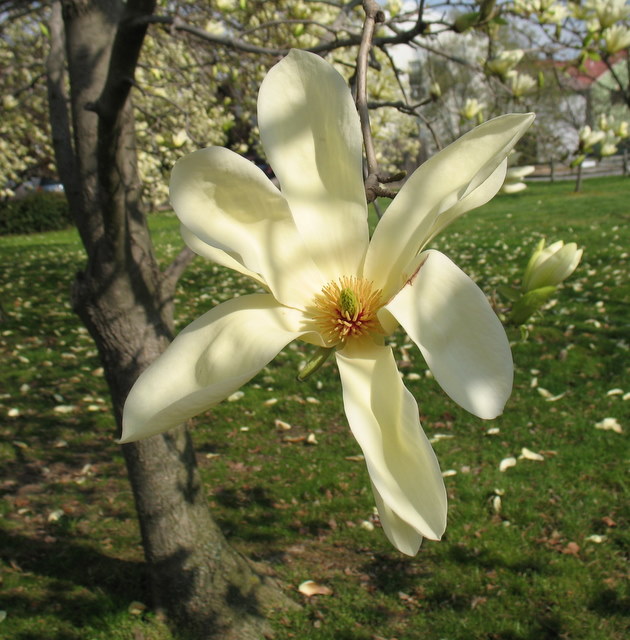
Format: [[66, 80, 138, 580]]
[[47, 1, 296, 636], [574, 162, 583, 193]]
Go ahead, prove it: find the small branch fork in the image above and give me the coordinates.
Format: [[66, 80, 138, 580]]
[[356, 1, 403, 204]]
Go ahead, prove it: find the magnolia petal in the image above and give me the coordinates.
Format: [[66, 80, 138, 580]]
[[423, 160, 507, 247], [335, 342, 447, 552], [180, 224, 268, 290], [365, 113, 534, 299], [386, 250, 512, 419], [121, 294, 309, 442], [258, 49, 369, 281], [371, 482, 423, 556], [170, 146, 323, 310]]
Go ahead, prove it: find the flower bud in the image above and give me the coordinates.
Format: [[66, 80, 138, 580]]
[[522, 239, 583, 292]]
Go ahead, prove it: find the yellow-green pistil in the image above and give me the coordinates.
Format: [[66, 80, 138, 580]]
[[339, 287, 359, 319], [312, 275, 384, 346]]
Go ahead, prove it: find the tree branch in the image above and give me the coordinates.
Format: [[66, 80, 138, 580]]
[[46, 1, 77, 205], [94, 0, 156, 258], [356, 0, 383, 182], [132, 8, 428, 59], [162, 245, 195, 296], [355, 1, 407, 206]]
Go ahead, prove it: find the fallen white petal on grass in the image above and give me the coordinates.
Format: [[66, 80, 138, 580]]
[[305, 396, 320, 404], [344, 454, 364, 462], [306, 432, 318, 445], [442, 469, 457, 477], [519, 447, 545, 461], [53, 404, 77, 414], [360, 520, 375, 531], [47, 509, 65, 523], [128, 601, 147, 615], [227, 390, 245, 402], [595, 417, 623, 433], [274, 419, 292, 431], [430, 433, 455, 443], [486, 427, 500, 436], [491, 495, 502, 514], [537, 387, 552, 398], [264, 397, 278, 406], [7, 408, 20, 418], [406, 372, 421, 381], [606, 388, 623, 397], [585, 534, 606, 544], [499, 457, 517, 472], [298, 580, 333, 597]]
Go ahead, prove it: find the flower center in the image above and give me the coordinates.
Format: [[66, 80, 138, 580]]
[[312, 276, 384, 346]]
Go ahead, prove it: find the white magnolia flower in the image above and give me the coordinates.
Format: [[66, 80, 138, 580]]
[[597, 113, 611, 132], [538, 2, 568, 23], [586, 0, 630, 29], [578, 125, 606, 151], [486, 49, 524, 79], [603, 24, 630, 53], [121, 50, 533, 555], [460, 97, 485, 121], [501, 165, 535, 194], [523, 239, 583, 292], [506, 70, 537, 98], [600, 132, 619, 157], [513, 0, 567, 23]]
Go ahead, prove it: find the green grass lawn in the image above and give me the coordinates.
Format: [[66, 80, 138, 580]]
[[0, 176, 628, 639]]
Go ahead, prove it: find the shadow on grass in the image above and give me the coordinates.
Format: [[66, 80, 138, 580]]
[[360, 553, 431, 596], [588, 587, 630, 618], [213, 485, 288, 544], [447, 542, 551, 575], [0, 528, 146, 630]]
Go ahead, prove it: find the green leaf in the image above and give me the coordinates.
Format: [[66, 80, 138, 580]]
[[497, 284, 521, 302], [508, 286, 557, 325]]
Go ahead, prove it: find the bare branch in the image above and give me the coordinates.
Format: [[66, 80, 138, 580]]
[[239, 18, 341, 40], [356, 0, 384, 182], [367, 98, 433, 114], [133, 7, 429, 59], [46, 1, 77, 205], [163, 245, 195, 295], [356, 1, 413, 206]]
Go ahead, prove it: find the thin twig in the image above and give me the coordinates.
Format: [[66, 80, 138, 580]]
[[133, 10, 427, 58], [356, 0, 383, 180], [163, 245, 195, 292], [356, 1, 413, 206]]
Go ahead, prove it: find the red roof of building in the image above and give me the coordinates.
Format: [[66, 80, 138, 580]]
[[565, 52, 626, 90]]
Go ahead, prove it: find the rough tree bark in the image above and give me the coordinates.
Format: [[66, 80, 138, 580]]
[[46, 1, 295, 637]]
